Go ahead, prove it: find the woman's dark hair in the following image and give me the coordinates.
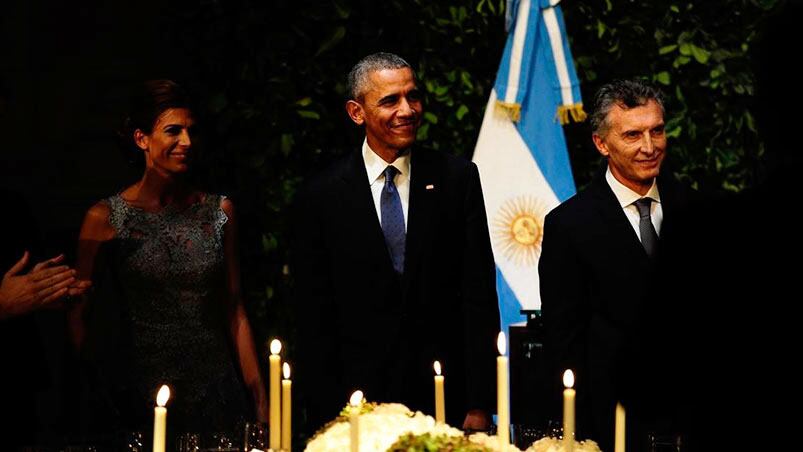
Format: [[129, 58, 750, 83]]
[[117, 79, 192, 166]]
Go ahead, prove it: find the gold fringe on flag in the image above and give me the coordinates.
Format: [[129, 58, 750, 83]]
[[494, 100, 522, 122], [557, 103, 587, 125]]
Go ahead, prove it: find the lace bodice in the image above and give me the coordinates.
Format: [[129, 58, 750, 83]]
[[91, 193, 248, 433], [105, 193, 228, 291]]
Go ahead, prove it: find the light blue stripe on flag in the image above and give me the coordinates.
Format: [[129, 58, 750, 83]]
[[497, 269, 525, 328], [473, 0, 584, 335]]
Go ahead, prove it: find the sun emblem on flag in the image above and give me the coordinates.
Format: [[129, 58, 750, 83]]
[[493, 196, 548, 266]]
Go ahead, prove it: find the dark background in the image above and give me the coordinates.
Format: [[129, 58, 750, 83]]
[[2, 0, 188, 255]]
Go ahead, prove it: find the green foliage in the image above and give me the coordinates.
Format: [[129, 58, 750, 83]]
[[388, 432, 491, 452], [160, 3, 780, 434], [563, 0, 780, 191]]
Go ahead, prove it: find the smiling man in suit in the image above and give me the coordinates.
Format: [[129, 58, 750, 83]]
[[539, 79, 694, 451], [292, 52, 499, 433]]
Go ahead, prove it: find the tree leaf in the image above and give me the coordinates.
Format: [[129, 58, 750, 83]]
[[456, 104, 469, 120], [417, 123, 430, 141], [460, 71, 473, 90], [297, 110, 320, 120], [280, 133, 294, 156], [673, 55, 691, 68], [333, 0, 350, 19], [679, 42, 692, 56], [690, 44, 710, 63], [315, 26, 346, 56], [597, 20, 606, 39], [658, 44, 678, 55]]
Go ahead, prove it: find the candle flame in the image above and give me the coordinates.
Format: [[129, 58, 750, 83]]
[[283, 362, 291, 379], [156, 385, 170, 407], [497, 332, 507, 355], [270, 339, 282, 355], [563, 369, 575, 389], [433, 360, 442, 376], [349, 390, 364, 407]]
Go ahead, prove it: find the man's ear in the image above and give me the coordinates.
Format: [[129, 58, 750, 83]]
[[134, 129, 149, 151], [345, 100, 365, 125], [592, 133, 609, 157]]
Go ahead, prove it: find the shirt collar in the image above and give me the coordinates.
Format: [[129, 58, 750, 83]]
[[605, 166, 661, 208], [362, 138, 411, 184]]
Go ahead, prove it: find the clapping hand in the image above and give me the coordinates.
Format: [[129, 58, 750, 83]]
[[0, 251, 91, 319]]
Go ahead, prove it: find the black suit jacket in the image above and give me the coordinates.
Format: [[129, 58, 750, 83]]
[[292, 148, 500, 431], [538, 167, 693, 450]]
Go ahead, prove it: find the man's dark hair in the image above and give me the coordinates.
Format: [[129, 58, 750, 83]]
[[590, 79, 666, 136], [347, 52, 412, 100]]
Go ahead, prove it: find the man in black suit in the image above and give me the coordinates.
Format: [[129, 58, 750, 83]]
[[539, 79, 693, 451], [292, 52, 499, 433]]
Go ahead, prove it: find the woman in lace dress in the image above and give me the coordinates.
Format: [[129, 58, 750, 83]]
[[68, 80, 267, 435]]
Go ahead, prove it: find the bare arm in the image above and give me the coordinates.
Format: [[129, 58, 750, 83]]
[[67, 202, 114, 351], [221, 198, 268, 423]]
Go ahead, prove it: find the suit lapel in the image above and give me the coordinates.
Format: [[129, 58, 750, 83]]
[[656, 172, 684, 221], [402, 150, 440, 291], [587, 172, 652, 264], [337, 150, 396, 270]]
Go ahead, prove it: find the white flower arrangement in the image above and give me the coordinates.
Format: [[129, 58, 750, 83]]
[[526, 436, 601, 452], [305, 403, 464, 452], [304, 402, 601, 452]]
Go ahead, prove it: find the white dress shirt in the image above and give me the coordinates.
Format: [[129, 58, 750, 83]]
[[605, 167, 663, 240], [363, 139, 411, 229]]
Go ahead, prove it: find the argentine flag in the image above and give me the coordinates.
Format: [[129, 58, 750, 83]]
[[473, 0, 584, 332]]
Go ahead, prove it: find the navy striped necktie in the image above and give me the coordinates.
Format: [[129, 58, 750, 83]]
[[381, 165, 405, 274]]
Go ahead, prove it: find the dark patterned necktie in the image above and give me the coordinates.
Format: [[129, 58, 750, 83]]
[[634, 198, 659, 258], [381, 165, 405, 274]]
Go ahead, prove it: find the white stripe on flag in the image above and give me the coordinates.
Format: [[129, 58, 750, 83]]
[[473, 89, 562, 310], [504, 0, 531, 104], [543, 7, 574, 105]]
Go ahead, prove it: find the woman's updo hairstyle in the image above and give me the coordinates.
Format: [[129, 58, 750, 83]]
[[117, 80, 192, 166]]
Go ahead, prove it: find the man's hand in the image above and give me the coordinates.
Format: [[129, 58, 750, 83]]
[[462, 408, 492, 431], [0, 251, 91, 319]]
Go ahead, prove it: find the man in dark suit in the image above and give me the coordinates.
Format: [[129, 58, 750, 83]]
[[292, 52, 500, 434], [539, 79, 693, 451]]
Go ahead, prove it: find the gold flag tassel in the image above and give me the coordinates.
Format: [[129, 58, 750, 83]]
[[494, 100, 522, 122], [557, 103, 587, 125]]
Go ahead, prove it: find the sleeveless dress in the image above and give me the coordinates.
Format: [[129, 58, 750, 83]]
[[86, 193, 248, 435]]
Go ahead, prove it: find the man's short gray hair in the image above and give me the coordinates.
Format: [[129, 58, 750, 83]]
[[347, 52, 412, 100], [590, 79, 666, 137]]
